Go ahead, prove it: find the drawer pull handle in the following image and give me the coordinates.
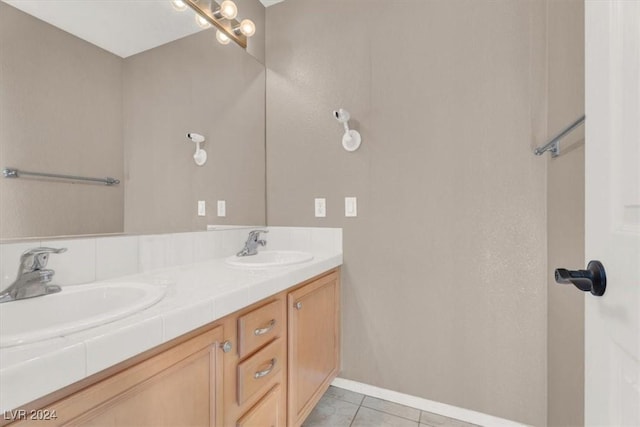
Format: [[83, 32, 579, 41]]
[[294, 302, 302, 310], [254, 319, 276, 336], [254, 358, 276, 379]]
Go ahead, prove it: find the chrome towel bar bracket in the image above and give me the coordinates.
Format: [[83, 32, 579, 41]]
[[534, 115, 585, 158]]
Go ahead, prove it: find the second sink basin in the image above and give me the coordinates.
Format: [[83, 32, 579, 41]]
[[0, 282, 166, 348], [225, 250, 314, 268]]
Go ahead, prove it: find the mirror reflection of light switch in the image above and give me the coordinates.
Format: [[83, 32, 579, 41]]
[[314, 198, 326, 217], [198, 200, 206, 216], [217, 200, 226, 217], [345, 197, 357, 217]]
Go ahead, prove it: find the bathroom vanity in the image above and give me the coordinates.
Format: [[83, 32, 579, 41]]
[[6, 269, 339, 427], [0, 228, 342, 427]]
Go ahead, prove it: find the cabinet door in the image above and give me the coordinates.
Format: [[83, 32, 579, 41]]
[[14, 326, 224, 427], [288, 271, 340, 427]]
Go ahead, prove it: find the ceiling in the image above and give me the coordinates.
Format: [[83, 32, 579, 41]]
[[3, 0, 209, 58], [260, 0, 285, 6], [3, 0, 284, 58]]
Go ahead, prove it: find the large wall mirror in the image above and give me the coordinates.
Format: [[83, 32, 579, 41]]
[[0, 0, 266, 240]]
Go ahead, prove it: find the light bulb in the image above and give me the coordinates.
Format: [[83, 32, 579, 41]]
[[219, 1, 237, 20], [216, 30, 231, 45], [195, 14, 211, 29], [171, 0, 187, 11], [238, 19, 255, 37]]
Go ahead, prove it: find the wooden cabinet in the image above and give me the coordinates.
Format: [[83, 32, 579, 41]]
[[7, 269, 340, 427], [222, 296, 287, 427], [237, 337, 286, 405], [237, 299, 283, 359], [236, 385, 284, 427], [287, 271, 340, 427], [10, 327, 224, 427]]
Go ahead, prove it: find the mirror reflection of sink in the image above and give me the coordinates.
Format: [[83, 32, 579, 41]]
[[0, 282, 165, 348], [225, 250, 314, 268]]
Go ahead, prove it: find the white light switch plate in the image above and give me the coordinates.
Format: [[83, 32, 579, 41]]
[[345, 197, 357, 217], [197, 200, 206, 216], [314, 198, 326, 217], [217, 200, 226, 217]]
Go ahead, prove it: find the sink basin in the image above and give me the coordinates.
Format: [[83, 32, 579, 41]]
[[225, 250, 314, 268], [0, 282, 165, 348]]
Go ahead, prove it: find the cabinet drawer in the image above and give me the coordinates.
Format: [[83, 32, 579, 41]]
[[236, 384, 283, 427], [238, 299, 284, 359], [237, 338, 285, 405]]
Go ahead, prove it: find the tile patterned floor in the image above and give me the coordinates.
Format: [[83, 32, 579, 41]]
[[302, 386, 480, 427]]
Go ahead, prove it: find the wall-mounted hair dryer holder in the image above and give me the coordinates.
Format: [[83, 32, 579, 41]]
[[187, 133, 207, 166], [333, 109, 361, 152]]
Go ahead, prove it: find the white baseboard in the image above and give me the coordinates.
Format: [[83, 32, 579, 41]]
[[331, 377, 528, 427]]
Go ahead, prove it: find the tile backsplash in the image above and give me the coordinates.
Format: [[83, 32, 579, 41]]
[[40, 238, 97, 285], [0, 227, 342, 290], [96, 236, 139, 281]]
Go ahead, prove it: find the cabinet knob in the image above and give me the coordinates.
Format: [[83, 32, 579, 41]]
[[294, 302, 303, 310], [221, 340, 233, 353]]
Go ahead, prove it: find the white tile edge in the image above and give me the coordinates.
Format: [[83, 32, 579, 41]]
[[330, 378, 530, 427]]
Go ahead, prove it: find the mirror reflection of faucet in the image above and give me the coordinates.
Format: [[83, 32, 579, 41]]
[[0, 247, 67, 303]]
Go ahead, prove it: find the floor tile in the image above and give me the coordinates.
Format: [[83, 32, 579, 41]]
[[352, 407, 420, 427], [420, 411, 478, 427], [362, 396, 421, 422], [302, 395, 359, 427], [324, 385, 365, 405]]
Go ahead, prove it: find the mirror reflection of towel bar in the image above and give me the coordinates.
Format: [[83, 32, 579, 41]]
[[534, 115, 585, 158], [2, 168, 120, 186]]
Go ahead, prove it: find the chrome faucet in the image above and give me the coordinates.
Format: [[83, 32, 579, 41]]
[[237, 230, 268, 257], [0, 247, 66, 303]]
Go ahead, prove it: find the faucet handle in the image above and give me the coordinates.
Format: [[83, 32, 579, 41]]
[[248, 229, 269, 239], [19, 247, 67, 272]]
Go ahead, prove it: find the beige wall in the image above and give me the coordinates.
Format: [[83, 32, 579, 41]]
[[265, 1, 549, 424], [546, 1, 585, 426], [123, 30, 266, 233], [0, 2, 124, 239]]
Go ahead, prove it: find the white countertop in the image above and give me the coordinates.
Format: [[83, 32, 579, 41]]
[[0, 248, 342, 412]]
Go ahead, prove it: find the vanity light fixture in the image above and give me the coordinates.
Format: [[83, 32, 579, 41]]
[[216, 30, 231, 45], [174, 0, 255, 48], [213, 0, 238, 20], [195, 14, 211, 29], [171, 0, 187, 11], [234, 19, 256, 37]]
